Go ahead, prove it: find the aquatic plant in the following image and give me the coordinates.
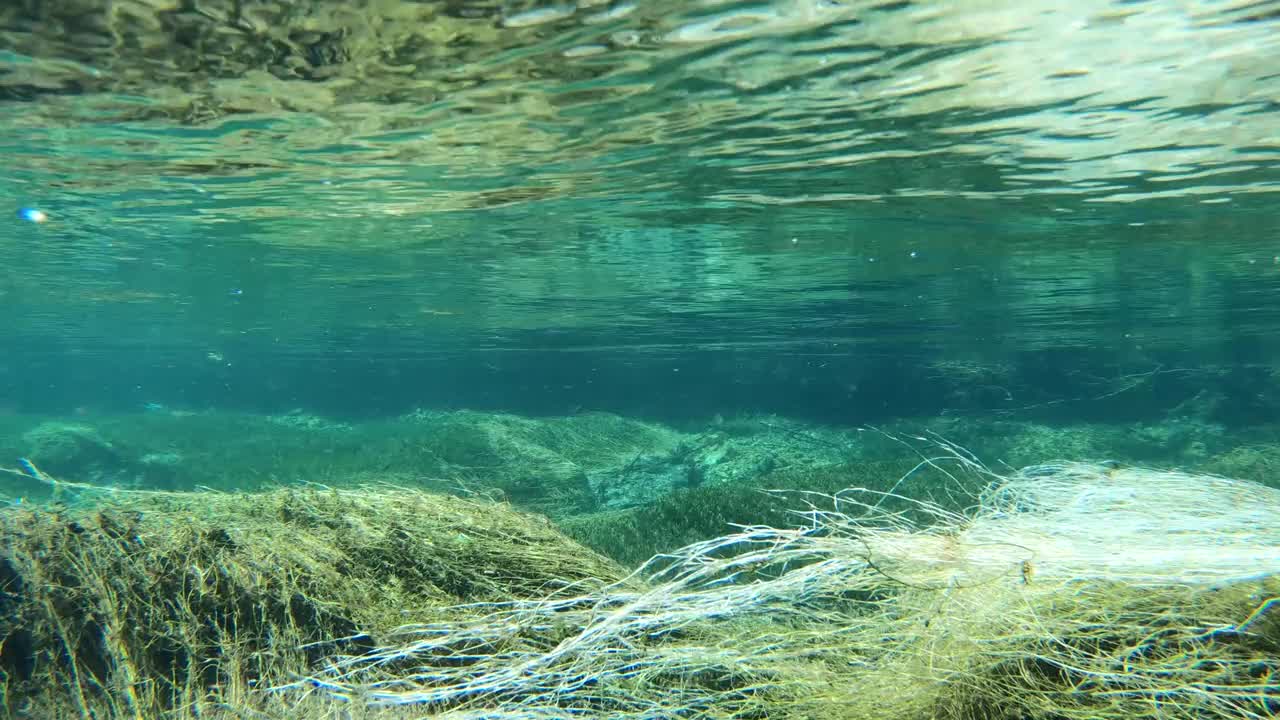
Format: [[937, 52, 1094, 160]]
[[302, 456, 1280, 720], [0, 477, 624, 719]]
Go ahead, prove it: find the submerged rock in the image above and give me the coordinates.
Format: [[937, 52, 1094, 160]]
[[0, 485, 625, 717], [20, 422, 130, 484]]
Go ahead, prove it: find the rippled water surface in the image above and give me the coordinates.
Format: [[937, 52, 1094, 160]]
[[1, 0, 1278, 416]]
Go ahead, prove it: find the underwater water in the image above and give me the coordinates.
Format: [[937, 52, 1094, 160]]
[[0, 0, 1276, 426], [3, 3, 1280, 719]]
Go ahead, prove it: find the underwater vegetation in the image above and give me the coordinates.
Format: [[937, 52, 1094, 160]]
[[4, 408, 1280, 566], [0, 481, 625, 718], [302, 458, 1280, 720], [2, 410, 1280, 718], [0, 454, 1276, 719]]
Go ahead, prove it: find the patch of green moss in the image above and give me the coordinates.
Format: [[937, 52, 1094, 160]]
[[560, 459, 925, 567]]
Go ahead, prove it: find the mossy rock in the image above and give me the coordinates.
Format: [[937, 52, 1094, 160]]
[[563, 459, 926, 567], [1200, 444, 1280, 487], [19, 422, 133, 484], [0, 486, 626, 718]]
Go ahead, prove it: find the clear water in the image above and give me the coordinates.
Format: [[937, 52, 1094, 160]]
[[3, 5, 1280, 717], [1, 0, 1278, 423]]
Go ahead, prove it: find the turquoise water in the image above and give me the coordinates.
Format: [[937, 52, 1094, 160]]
[[4, 5, 1280, 718], [1, 0, 1278, 423]]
